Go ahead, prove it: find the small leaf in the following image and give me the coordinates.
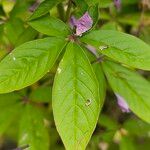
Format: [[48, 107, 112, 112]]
[[52, 42, 101, 149], [81, 30, 150, 70], [4, 18, 24, 45], [29, 86, 52, 102], [123, 118, 150, 137], [102, 60, 150, 123], [74, 0, 88, 13], [0, 93, 22, 135], [0, 37, 67, 93], [98, 114, 119, 142], [29, 14, 70, 37], [1, 0, 16, 14], [19, 104, 49, 150], [98, 114, 118, 130], [88, 3, 99, 28], [15, 26, 38, 46], [29, 0, 63, 21]]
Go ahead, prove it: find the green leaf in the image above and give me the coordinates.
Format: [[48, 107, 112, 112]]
[[81, 30, 150, 70], [29, 86, 52, 102], [74, 0, 88, 14], [1, 0, 16, 14], [4, 18, 24, 45], [19, 104, 49, 150], [0, 24, 4, 40], [92, 63, 106, 103], [122, 0, 138, 5], [101, 22, 121, 30], [29, 0, 63, 21], [139, 26, 150, 45], [52, 42, 101, 149], [29, 14, 70, 37], [0, 93, 22, 135], [99, 0, 112, 8], [98, 114, 118, 142], [10, 0, 30, 19], [88, 4, 99, 28], [15, 26, 38, 46], [85, 0, 99, 5], [0, 37, 67, 94], [123, 118, 150, 137], [120, 136, 136, 150], [85, 0, 112, 8], [98, 114, 118, 130], [102, 61, 150, 123]]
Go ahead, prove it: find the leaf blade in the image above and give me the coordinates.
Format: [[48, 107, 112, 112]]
[[52, 42, 101, 149], [102, 61, 150, 123], [81, 30, 150, 70], [0, 93, 22, 135], [0, 37, 67, 93], [29, 0, 63, 20], [19, 104, 49, 150], [28, 15, 70, 37], [92, 63, 106, 104]]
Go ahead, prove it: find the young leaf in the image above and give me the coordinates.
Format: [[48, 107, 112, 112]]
[[52, 42, 101, 149], [0, 93, 22, 135], [29, 15, 71, 37], [81, 30, 150, 70], [19, 104, 49, 150], [0, 37, 67, 94], [29, 0, 63, 21], [102, 61, 150, 123]]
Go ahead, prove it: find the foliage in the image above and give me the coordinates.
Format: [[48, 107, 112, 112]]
[[0, 0, 150, 150]]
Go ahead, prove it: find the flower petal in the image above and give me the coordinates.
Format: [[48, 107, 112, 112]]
[[114, 0, 121, 10], [69, 16, 77, 29], [75, 12, 93, 36], [116, 94, 130, 113]]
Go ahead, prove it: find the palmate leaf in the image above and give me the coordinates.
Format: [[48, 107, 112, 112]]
[[52, 42, 102, 149], [81, 30, 150, 70], [19, 104, 49, 150], [102, 61, 150, 123], [29, 15, 71, 37], [0, 37, 67, 94]]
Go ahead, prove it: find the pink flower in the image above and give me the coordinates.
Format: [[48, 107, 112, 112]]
[[116, 94, 130, 113], [70, 12, 93, 36], [114, 0, 121, 11]]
